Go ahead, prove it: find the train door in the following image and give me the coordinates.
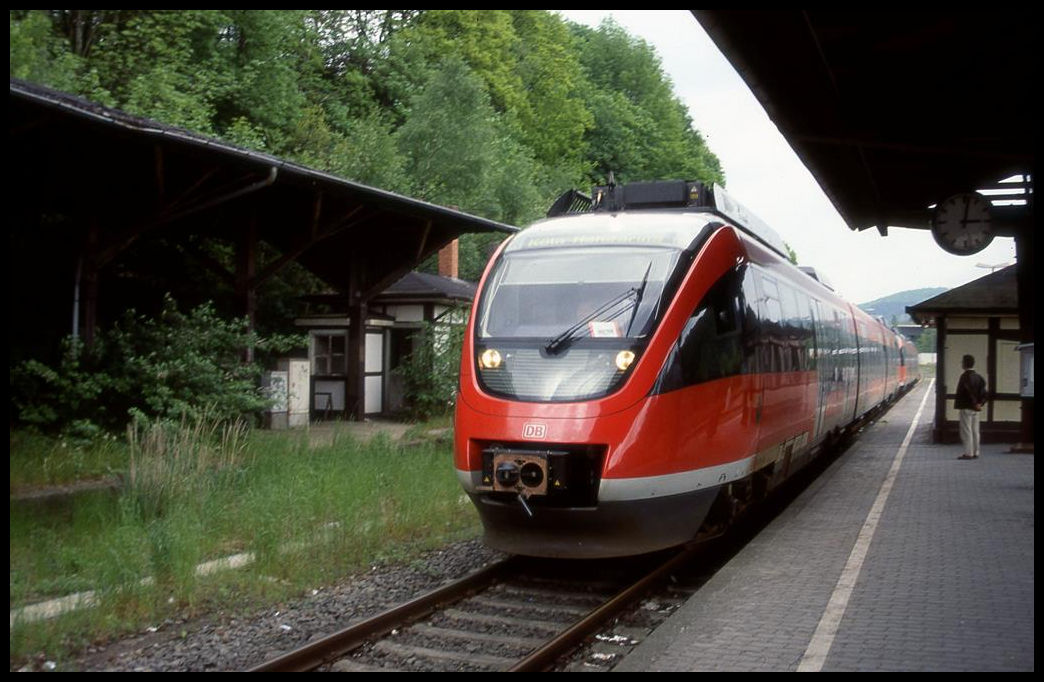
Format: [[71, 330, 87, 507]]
[[853, 317, 865, 419], [751, 270, 794, 461], [837, 308, 858, 424], [740, 265, 765, 448], [811, 299, 827, 443]]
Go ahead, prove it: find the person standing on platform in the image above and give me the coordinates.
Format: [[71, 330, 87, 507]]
[[955, 354, 988, 460]]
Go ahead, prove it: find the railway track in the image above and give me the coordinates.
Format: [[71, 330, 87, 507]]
[[249, 544, 704, 672], [247, 405, 892, 674]]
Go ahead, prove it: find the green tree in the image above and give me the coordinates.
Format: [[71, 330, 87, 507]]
[[308, 10, 421, 113], [384, 11, 593, 197], [396, 56, 542, 279], [501, 11, 592, 180], [916, 327, 937, 354], [572, 19, 724, 187], [397, 57, 498, 209], [10, 10, 113, 102], [85, 11, 229, 134], [397, 56, 540, 223]]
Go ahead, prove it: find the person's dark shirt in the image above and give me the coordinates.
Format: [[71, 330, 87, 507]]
[[955, 369, 988, 409]]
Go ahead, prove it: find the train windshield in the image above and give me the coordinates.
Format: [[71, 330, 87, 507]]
[[477, 247, 680, 341]]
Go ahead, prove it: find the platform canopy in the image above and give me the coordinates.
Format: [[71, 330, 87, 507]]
[[693, 12, 1035, 448], [9, 78, 517, 303], [693, 11, 1035, 235]]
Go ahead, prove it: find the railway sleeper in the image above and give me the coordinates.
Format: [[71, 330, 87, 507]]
[[439, 608, 564, 637], [329, 658, 403, 673], [468, 594, 594, 618], [371, 640, 517, 671], [495, 583, 612, 605], [407, 623, 545, 652]]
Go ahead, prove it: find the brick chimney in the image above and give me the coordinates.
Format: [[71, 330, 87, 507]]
[[438, 239, 459, 279]]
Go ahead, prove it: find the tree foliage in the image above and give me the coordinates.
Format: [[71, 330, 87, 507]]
[[915, 327, 937, 354]]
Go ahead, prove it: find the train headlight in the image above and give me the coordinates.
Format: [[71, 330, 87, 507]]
[[615, 350, 636, 371], [479, 348, 502, 369]]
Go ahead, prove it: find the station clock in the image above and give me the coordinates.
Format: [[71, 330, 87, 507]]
[[931, 192, 994, 255]]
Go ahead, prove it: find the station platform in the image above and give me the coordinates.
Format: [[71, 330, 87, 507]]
[[616, 380, 1034, 672]]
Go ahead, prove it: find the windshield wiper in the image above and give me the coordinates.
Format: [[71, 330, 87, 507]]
[[545, 286, 639, 355], [624, 263, 653, 337]]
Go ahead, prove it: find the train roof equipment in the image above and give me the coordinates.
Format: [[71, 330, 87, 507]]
[[547, 179, 790, 261], [797, 266, 836, 291]]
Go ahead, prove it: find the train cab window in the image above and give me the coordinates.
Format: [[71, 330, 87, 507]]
[[473, 246, 688, 402], [476, 247, 680, 341]]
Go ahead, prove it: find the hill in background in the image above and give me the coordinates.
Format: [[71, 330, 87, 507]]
[[857, 287, 947, 324]]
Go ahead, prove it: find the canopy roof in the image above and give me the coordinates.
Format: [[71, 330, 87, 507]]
[[907, 266, 1018, 324], [694, 11, 1034, 235], [9, 78, 516, 301]]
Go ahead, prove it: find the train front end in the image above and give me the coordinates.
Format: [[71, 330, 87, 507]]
[[453, 194, 740, 558]]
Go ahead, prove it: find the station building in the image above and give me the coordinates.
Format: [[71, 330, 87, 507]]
[[907, 266, 1027, 444], [294, 242, 476, 420]]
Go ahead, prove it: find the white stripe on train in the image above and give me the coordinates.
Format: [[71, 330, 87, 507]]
[[456, 431, 811, 502]]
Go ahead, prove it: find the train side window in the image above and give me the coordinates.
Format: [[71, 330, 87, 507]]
[[758, 274, 783, 326], [804, 295, 818, 370], [780, 283, 804, 372], [795, 289, 814, 372], [740, 266, 762, 374], [756, 273, 784, 374], [654, 267, 745, 392], [679, 270, 743, 383], [833, 310, 849, 383]]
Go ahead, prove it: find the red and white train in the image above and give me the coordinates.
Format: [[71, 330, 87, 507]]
[[454, 180, 919, 558]]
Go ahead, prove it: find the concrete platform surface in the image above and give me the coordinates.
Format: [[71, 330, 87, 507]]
[[615, 380, 1034, 672]]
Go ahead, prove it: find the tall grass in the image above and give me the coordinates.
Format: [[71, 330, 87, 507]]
[[126, 413, 250, 520], [10, 430, 127, 489], [9, 419, 480, 666]]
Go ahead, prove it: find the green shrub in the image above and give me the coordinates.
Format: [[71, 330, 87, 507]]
[[10, 295, 304, 434], [393, 314, 466, 420]]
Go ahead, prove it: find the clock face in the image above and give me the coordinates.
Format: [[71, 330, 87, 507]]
[[932, 193, 994, 255]]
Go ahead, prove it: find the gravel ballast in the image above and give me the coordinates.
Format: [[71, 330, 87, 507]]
[[67, 539, 505, 672]]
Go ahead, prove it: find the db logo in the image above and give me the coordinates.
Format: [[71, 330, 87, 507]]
[[522, 422, 547, 439]]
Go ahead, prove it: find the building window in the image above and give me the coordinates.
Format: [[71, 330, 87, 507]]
[[313, 332, 346, 376]]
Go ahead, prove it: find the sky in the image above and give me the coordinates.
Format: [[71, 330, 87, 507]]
[[558, 10, 1018, 305]]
